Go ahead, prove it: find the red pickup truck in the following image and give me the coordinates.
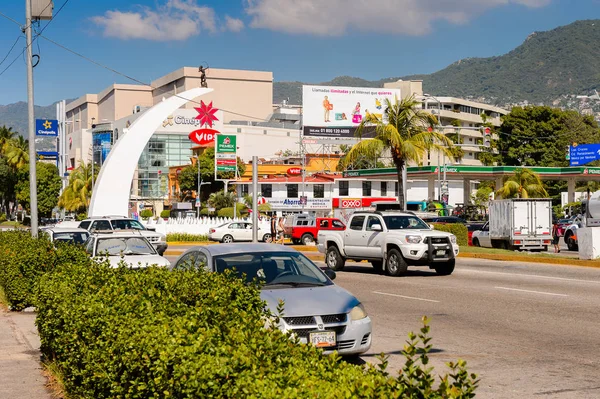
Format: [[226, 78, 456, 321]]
[[283, 216, 346, 245]]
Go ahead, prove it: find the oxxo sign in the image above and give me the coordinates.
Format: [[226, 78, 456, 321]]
[[287, 167, 302, 176], [341, 199, 362, 208]]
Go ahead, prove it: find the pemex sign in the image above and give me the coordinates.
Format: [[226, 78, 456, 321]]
[[215, 134, 237, 177]]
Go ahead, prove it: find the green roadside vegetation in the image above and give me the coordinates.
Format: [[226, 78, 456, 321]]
[[0, 230, 479, 398], [166, 233, 210, 242]]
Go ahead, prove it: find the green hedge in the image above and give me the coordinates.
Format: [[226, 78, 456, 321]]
[[140, 209, 153, 219], [160, 210, 171, 218], [35, 261, 478, 398], [166, 233, 209, 242], [0, 230, 90, 310], [432, 223, 468, 246]]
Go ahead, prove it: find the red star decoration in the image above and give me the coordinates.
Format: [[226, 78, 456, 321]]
[[194, 101, 219, 128]]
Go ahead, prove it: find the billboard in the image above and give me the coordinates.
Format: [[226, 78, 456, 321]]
[[92, 132, 112, 165], [570, 143, 600, 166], [302, 85, 400, 138], [35, 119, 58, 136]]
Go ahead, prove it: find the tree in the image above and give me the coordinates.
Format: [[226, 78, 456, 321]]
[[499, 106, 600, 167], [0, 125, 19, 152], [58, 162, 97, 214], [0, 157, 18, 215], [16, 162, 62, 217], [344, 96, 453, 208], [336, 144, 386, 171], [495, 168, 548, 199], [4, 135, 29, 169], [208, 190, 235, 210], [243, 194, 272, 214]]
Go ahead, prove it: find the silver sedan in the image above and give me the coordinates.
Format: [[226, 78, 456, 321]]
[[171, 243, 372, 356]]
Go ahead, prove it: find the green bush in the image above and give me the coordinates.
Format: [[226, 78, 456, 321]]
[[0, 213, 6, 223], [35, 262, 478, 398], [140, 209, 153, 219], [0, 231, 90, 310], [160, 210, 171, 218], [432, 223, 468, 246], [166, 233, 209, 242]]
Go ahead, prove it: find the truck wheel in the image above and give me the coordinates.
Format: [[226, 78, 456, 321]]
[[565, 232, 578, 251], [292, 238, 300, 245], [301, 233, 314, 245], [326, 246, 345, 271], [434, 259, 455, 276], [371, 261, 383, 273], [472, 238, 480, 247], [386, 249, 408, 277]]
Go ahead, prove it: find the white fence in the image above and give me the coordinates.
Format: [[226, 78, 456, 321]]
[[142, 217, 271, 236]]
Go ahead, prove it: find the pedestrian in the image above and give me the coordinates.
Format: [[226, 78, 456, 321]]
[[269, 214, 277, 243], [552, 220, 560, 253], [277, 217, 285, 245]]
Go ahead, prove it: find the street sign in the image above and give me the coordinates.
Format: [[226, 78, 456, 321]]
[[35, 119, 58, 136], [569, 143, 600, 166]]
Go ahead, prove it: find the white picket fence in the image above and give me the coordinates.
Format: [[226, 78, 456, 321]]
[[142, 216, 271, 236]]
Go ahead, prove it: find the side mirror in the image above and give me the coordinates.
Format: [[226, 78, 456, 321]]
[[371, 224, 383, 232], [324, 268, 336, 280], [429, 224, 435, 229]]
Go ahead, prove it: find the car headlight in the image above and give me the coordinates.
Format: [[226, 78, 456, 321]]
[[405, 235, 422, 244], [450, 235, 457, 244], [350, 304, 368, 320]]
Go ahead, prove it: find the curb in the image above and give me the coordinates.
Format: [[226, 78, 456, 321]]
[[457, 252, 600, 268]]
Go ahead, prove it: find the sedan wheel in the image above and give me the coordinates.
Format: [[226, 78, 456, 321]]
[[222, 234, 234, 243]]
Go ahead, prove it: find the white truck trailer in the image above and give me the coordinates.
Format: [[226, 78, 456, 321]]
[[489, 199, 553, 251]]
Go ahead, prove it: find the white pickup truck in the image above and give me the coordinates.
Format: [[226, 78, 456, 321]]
[[317, 211, 459, 276]]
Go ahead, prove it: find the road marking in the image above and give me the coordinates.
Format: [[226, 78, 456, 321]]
[[494, 287, 568, 297], [458, 268, 600, 285], [373, 291, 440, 303]]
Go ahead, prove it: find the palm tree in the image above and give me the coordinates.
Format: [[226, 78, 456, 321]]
[[0, 125, 19, 153], [208, 190, 235, 210], [58, 162, 95, 213], [495, 168, 548, 199], [3, 136, 29, 169], [344, 96, 453, 208]]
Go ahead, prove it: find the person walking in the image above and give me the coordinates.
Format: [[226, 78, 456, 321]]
[[552, 220, 560, 253], [269, 214, 277, 243], [277, 217, 285, 245]]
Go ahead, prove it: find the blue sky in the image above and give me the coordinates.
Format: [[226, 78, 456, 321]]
[[0, 0, 599, 105]]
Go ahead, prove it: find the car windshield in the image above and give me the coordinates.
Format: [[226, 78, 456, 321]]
[[213, 251, 332, 287], [96, 237, 155, 256], [383, 215, 430, 230], [112, 219, 146, 230], [53, 232, 89, 244]]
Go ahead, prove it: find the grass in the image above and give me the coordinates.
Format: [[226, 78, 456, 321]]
[[166, 233, 209, 242], [0, 285, 8, 311], [0, 221, 23, 228], [41, 361, 67, 399], [460, 245, 579, 258]]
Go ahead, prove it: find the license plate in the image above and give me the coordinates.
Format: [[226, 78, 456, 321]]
[[436, 249, 446, 256], [309, 331, 336, 348]]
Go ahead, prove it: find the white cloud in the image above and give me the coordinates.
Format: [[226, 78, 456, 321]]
[[92, 0, 243, 41], [245, 0, 552, 36], [225, 16, 245, 32]]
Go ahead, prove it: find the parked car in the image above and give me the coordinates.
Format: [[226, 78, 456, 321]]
[[208, 221, 271, 243], [556, 217, 575, 237], [171, 243, 372, 355], [317, 210, 458, 276], [564, 215, 585, 251], [466, 223, 485, 246], [41, 227, 90, 245], [83, 231, 170, 268], [471, 222, 491, 248], [78, 216, 168, 255], [283, 215, 346, 245]]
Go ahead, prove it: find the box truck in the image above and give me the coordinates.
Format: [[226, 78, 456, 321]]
[[489, 199, 553, 251]]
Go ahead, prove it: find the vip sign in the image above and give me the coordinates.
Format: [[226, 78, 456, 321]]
[[341, 199, 362, 208], [189, 129, 218, 145]]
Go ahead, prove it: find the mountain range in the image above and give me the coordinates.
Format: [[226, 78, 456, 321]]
[[2, 19, 599, 136]]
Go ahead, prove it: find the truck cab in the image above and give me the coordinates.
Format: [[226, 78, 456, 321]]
[[284, 214, 346, 245]]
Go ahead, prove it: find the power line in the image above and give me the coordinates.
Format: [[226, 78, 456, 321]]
[[0, 10, 21, 27], [35, 0, 71, 37], [0, 35, 23, 68]]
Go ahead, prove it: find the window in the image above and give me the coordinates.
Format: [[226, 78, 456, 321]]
[[381, 181, 387, 197], [395, 182, 399, 197], [366, 216, 382, 231], [237, 128, 241, 133], [339, 181, 349, 196], [349, 216, 365, 231], [91, 220, 111, 231], [313, 184, 325, 198], [362, 181, 372, 197], [261, 184, 272, 198], [332, 220, 345, 228], [79, 220, 91, 230], [241, 184, 249, 196], [287, 184, 298, 198]]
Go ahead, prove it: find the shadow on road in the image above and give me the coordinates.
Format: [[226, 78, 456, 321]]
[[339, 265, 440, 278]]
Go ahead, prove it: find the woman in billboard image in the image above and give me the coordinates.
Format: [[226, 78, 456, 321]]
[[323, 96, 332, 122]]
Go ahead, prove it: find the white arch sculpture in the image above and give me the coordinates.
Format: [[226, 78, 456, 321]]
[[88, 87, 213, 217]]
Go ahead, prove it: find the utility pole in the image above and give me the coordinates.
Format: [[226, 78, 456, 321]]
[[25, 0, 38, 237], [251, 156, 258, 242], [196, 154, 200, 218]]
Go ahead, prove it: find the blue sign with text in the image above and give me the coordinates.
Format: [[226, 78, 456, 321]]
[[35, 119, 58, 136], [569, 144, 600, 166]]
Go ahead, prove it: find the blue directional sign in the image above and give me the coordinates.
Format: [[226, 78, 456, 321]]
[[570, 144, 600, 166], [35, 119, 58, 136]]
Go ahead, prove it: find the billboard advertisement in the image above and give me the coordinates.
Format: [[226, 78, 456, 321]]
[[92, 132, 112, 165], [302, 85, 400, 138]]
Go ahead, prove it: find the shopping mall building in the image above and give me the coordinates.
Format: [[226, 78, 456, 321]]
[[64, 66, 508, 215]]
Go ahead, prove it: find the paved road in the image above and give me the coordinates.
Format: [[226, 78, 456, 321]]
[[318, 258, 600, 398]]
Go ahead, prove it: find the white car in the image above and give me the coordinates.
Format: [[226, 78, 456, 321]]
[[84, 232, 170, 268], [208, 221, 271, 243], [471, 222, 492, 248], [41, 227, 90, 245]]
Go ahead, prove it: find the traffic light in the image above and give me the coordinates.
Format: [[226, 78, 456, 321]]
[[482, 126, 491, 148]]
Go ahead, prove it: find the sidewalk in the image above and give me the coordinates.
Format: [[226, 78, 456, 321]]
[[0, 308, 51, 399]]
